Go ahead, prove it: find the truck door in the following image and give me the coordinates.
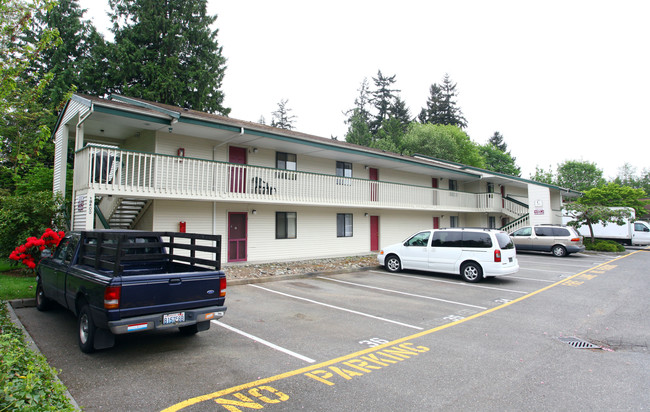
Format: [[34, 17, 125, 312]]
[[633, 222, 650, 245], [41, 235, 78, 306]]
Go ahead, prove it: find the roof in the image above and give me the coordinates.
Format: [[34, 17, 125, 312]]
[[57, 93, 578, 194]]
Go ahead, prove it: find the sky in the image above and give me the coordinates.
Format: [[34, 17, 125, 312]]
[[78, 0, 649, 180]]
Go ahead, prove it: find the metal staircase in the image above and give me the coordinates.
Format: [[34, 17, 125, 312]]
[[108, 198, 152, 229]]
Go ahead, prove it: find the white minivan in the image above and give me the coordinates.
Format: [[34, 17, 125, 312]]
[[377, 228, 519, 282]]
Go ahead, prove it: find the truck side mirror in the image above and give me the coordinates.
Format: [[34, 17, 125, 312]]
[[41, 249, 52, 259]]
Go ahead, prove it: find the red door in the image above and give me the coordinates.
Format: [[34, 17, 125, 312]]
[[433, 217, 440, 229], [369, 168, 378, 201], [370, 216, 380, 251], [229, 146, 247, 193], [432, 178, 439, 205], [228, 212, 247, 262]]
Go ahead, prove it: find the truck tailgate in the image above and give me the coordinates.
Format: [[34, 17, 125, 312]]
[[116, 271, 226, 318]]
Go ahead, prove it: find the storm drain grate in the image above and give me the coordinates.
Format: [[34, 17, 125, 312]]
[[558, 337, 601, 349]]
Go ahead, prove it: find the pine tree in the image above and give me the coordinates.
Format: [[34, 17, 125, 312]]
[[369, 70, 399, 135], [271, 99, 296, 130], [488, 131, 507, 152], [419, 74, 467, 129], [107, 0, 230, 114]]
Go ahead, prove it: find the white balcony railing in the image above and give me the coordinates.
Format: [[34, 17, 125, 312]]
[[75, 145, 518, 214]]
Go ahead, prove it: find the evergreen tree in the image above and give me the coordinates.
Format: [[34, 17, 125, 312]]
[[419, 74, 467, 128], [29, 0, 102, 110], [418, 83, 443, 124], [270, 99, 296, 130], [488, 131, 507, 152], [107, 0, 230, 114], [345, 109, 372, 147], [389, 96, 412, 134], [369, 70, 399, 135]]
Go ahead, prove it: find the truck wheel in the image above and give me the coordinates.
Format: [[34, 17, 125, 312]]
[[385, 255, 402, 273], [461, 262, 483, 283], [552, 245, 567, 257], [35, 282, 52, 311], [78, 304, 97, 353]]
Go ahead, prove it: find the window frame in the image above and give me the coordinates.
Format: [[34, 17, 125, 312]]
[[336, 213, 353, 237], [275, 212, 297, 239]]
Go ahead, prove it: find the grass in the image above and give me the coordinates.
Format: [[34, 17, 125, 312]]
[[0, 260, 37, 301]]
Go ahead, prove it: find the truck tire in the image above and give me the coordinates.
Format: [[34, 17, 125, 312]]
[[78, 304, 97, 353], [35, 281, 52, 311]]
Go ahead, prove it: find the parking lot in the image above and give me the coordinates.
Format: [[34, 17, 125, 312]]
[[14, 249, 650, 411]]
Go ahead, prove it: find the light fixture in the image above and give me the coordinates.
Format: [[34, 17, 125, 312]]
[[364, 165, 369, 170], [252, 148, 258, 153], [364, 213, 369, 217], [252, 210, 257, 215]]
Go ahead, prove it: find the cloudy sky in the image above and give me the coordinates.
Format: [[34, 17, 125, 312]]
[[79, 0, 649, 180]]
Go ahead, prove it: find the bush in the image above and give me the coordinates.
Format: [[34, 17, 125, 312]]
[[0, 192, 66, 259], [0, 303, 75, 411], [583, 239, 625, 252]]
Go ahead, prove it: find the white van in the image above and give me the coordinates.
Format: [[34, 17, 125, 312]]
[[377, 228, 519, 283]]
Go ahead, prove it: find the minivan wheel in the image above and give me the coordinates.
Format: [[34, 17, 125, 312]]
[[552, 245, 567, 257], [385, 255, 402, 273], [461, 262, 483, 283]]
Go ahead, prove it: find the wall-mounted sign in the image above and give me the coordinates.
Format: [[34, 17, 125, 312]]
[[534, 209, 545, 215]]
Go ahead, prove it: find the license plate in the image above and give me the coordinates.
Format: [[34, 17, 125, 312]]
[[163, 312, 185, 325]]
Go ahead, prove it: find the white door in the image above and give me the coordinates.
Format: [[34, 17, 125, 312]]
[[429, 231, 463, 273], [399, 231, 431, 270]]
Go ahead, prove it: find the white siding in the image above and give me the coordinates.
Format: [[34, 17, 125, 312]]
[[528, 184, 552, 226]]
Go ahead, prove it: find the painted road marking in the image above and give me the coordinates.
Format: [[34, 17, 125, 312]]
[[372, 271, 530, 294], [319, 276, 489, 309], [503, 274, 556, 282], [250, 284, 423, 330], [162, 251, 642, 412], [212, 320, 316, 364]]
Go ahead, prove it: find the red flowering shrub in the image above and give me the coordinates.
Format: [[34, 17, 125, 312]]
[[8, 229, 65, 270]]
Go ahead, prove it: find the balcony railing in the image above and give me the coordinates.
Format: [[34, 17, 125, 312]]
[[75, 145, 519, 214]]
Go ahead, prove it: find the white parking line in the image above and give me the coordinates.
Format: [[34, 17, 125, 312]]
[[250, 284, 423, 330], [317, 276, 489, 309], [502, 275, 555, 283], [369, 271, 530, 294], [211, 320, 316, 363]]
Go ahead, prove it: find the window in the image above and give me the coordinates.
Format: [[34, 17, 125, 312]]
[[405, 232, 430, 247], [535, 227, 554, 236], [488, 216, 496, 229], [276, 212, 297, 239], [276, 152, 296, 170], [276, 152, 297, 180], [487, 182, 494, 193], [432, 231, 462, 247], [462, 232, 493, 248], [450, 216, 458, 228], [513, 227, 532, 236], [449, 180, 458, 191], [336, 161, 352, 177], [337, 213, 353, 237]]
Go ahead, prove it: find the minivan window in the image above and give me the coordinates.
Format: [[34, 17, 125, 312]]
[[496, 233, 515, 249], [432, 231, 462, 247], [513, 227, 532, 236], [535, 227, 554, 236], [462, 232, 493, 248], [552, 228, 570, 236], [405, 232, 430, 247]]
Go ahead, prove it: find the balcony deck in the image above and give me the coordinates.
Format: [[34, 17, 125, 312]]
[[75, 145, 527, 215]]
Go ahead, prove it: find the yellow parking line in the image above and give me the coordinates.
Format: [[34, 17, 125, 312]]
[[161, 250, 641, 412]]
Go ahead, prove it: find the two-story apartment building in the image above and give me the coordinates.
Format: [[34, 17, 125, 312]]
[[52, 94, 578, 265]]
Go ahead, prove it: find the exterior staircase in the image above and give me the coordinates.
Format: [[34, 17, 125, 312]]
[[96, 197, 152, 229]]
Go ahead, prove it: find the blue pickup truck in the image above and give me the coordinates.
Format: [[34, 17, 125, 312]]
[[35, 230, 227, 353]]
